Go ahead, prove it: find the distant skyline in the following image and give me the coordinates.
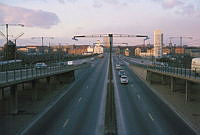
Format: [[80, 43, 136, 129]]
[[0, 0, 200, 46]]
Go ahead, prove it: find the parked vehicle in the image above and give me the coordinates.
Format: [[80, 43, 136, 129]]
[[35, 63, 47, 69], [191, 58, 200, 73], [120, 75, 128, 84]]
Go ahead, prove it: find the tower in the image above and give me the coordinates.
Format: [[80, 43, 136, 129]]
[[154, 30, 163, 58]]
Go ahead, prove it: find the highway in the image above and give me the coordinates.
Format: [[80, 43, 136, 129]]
[[21, 53, 109, 135], [113, 55, 196, 135], [18, 53, 197, 135]]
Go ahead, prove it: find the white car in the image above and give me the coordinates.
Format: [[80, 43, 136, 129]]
[[35, 63, 47, 69], [68, 61, 73, 65], [120, 75, 128, 84]]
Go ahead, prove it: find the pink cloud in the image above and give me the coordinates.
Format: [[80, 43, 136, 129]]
[[161, 0, 183, 9], [0, 3, 60, 29]]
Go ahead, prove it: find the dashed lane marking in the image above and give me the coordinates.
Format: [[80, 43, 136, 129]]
[[148, 113, 154, 121], [63, 119, 69, 128], [78, 97, 82, 102], [137, 94, 141, 99]]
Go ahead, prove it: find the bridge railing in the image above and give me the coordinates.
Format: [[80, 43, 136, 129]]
[[0, 64, 73, 85], [0, 59, 91, 86], [123, 57, 200, 80]]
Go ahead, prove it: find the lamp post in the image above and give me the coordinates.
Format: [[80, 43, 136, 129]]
[[32, 36, 54, 54], [0, 24, 24, 60]]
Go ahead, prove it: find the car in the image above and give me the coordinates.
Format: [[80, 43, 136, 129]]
[[35, 63, 47, 69], [120, 75, 128, 84], [91, 57, 95, 61], [67, 61, 73, 65], [116, 64, 121, 70], [118, 70, 126, 77]]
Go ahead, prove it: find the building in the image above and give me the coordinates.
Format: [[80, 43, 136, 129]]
[[103, 37, 111, 48], [135, 48, 141, 56], [163, 47, 171, 55], [154, 30, 163, 58], [67, 45, 88, 55], [124, 48, 130, 56], [87, 46, 94, 54], [175, 47, 184, 54], [94, 45, 103, 54], [87, 45, 104, 54], [17, 46, 49, 54]]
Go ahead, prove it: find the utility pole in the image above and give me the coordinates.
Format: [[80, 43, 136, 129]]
[[6, 24, 8, 46], [32, 36, 54, 54]]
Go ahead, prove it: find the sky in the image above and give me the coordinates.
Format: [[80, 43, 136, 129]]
[[0, 0, 200, 46]]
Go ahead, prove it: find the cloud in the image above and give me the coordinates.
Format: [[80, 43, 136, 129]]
[[0, 3, 60, 29], [57, 0, 78, 3], [102, 0, 119, 5], [176, 4, 200, 17], [161, 0, 184, 9], [58, 0, 65, 4], [149, 0, 200, 17], [93, 1, 103, 8], [92, 0, 128, 8]]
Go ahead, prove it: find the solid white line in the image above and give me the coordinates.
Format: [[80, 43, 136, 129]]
[[78, 97, 82, 102], [95, 55, 109, 135], [148, 113, 154, 121], [63, 119, 69, 128], [112, 56, 127, 135]]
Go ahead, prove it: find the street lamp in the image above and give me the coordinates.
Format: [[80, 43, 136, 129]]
[[0, 23, 24, 61], [32, 36, 54, 54], [0, 24, 24, 45]]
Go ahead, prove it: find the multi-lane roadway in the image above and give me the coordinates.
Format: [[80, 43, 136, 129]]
[[113, 55, 196, 135], [21, 53, 109, 135], [19, 53, 197, 135]]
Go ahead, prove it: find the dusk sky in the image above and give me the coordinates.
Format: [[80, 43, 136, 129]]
[[0, 0, 200, 46]]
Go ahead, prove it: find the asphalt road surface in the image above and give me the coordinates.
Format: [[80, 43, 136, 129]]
[[19, 53, 197, 135], [22, 53, 109, 135], [113, 54, 196, 135]]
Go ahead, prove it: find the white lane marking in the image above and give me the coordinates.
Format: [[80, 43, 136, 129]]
[[148, 113, 154, 121], [78, 97, 82, 102], [137, 94, 141, 99], [63, 119, 69, 128], [131, 84, 134, 87], [86, 86, 88, 89]]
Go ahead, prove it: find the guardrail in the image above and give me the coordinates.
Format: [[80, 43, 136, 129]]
[[0, 58, 92, 87], [122, 57, 200, 80]]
